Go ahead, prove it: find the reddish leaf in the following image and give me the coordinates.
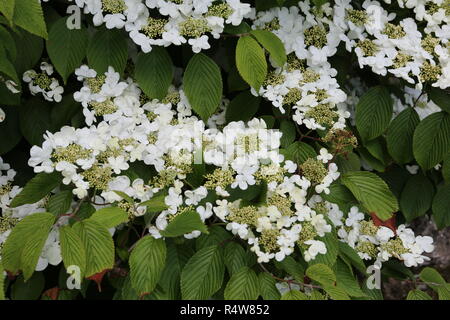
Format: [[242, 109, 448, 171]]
[[370, 212, 397, 234], [87, 269, 110, 292], [43, 287, 60, 300]]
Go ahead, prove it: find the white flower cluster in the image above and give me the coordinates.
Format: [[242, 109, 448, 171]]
[[251, 3, 350, 131], [74, 0, 252, 53], [23, 62, 64, 102], [326, 201, 434, 268], [338, 0, 449, 89], [0, 157, 63, 272], [27, 65, 345, 263]]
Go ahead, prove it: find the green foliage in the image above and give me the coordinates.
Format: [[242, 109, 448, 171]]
[[60, 226, 87, 278], [160, 210, 208, 238], [135, 48, 173, 100], [386, 108, 420, 164], [235, 35, 267, 90], [183, 53, 223, 121], [400, 174, 434, 221], [258, 272, 281, 300], [71, 219, 115, 277], [89, 207, 129, 228], [225, 91, 260, 123], [0, 0, 47, 39], [2, 212, 55, 280], [129, 236, 166, 295], [413, 112, 450, 170], [47, 190, 73, 216], [250, 29, 287, 67], [181, 245, 225, 299], [87, 29, 128, 76], [341, 171, 398, 220], [47, 17, 88, 83], [356, 86, 393, 142], [432, 185, 450, 229], [10, 172, 61, 207], [306, 263, 336, 286], [224, 267, 260, 300]]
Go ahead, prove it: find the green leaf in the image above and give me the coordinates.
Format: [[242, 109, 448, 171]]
[[156, 242, 191, 299], [336, 259, 365, 297], [10, 172, 61, 208], [139, 191, 168, 213], [181, 245, 225, 299], [341, 171, 398, 221], [282, 141, 316, 165], [47, 191, 72, 216], [46, 17, 88, 83], [87, 28, 128, 75], [386, 108, 420, 164], [250, 29, 286, 67], [406, 289, 432, 300], [338, 242, 366, 274], [280, 290, 308, 300], [19, 97, 52, 146], [323, 285, 350, 300], [429, 87, 450, 113], [224, 267, 260, 300], [135, 47, 173, 100], [259, 272, 281, 300], [0, 25, 16, 60], [432, 185, 450, 229], [280, 120, 296, 148], [321, 183, 358, 213], [0, 44, 18, 82], [0, 0, 15, 23], [311, 231, 338, 267], [2, 212, 55, 280], [235, 35, 267, 91], [59, 226, 87, 279], [355, 86, 393, 142], [129, 236, 166, 295], [11, 273, 45, 300], [13, 28, 44, 76], [183, 53, 223, 121], [400, 174, 434, 222], [225, 91, 260, 123], [160, 210, 208, 238], [224, 242, 247, 275], [419, 267, 450, 298], [0, 262, 4, 300], [334, 153, 361, 174], [196, 225, 232, 250], [72, 219, 115, 277], [0, 105, 21, 155], [89, 207, 129, 228], [12, 0, 47, 39], [443, 153, 450, 184], [413, 112, 450, 170], [278, 256, 305, 283], [306, 263, 336, 286]]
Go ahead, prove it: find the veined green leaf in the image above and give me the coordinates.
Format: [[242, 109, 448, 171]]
[[181, 245, 224, 299], [2, 212, 55, 280], [183, 53, 222, 121], [129, 236, 166, 295], [341, 171, 398, 221], [236, 36, 267, 91], [135, 47, 173, 100], [224, 267, 259, 300], [10, 172, 61, 208]]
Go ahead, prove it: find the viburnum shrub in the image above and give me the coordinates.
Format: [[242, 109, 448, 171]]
[[0, 0, 449, 301]]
